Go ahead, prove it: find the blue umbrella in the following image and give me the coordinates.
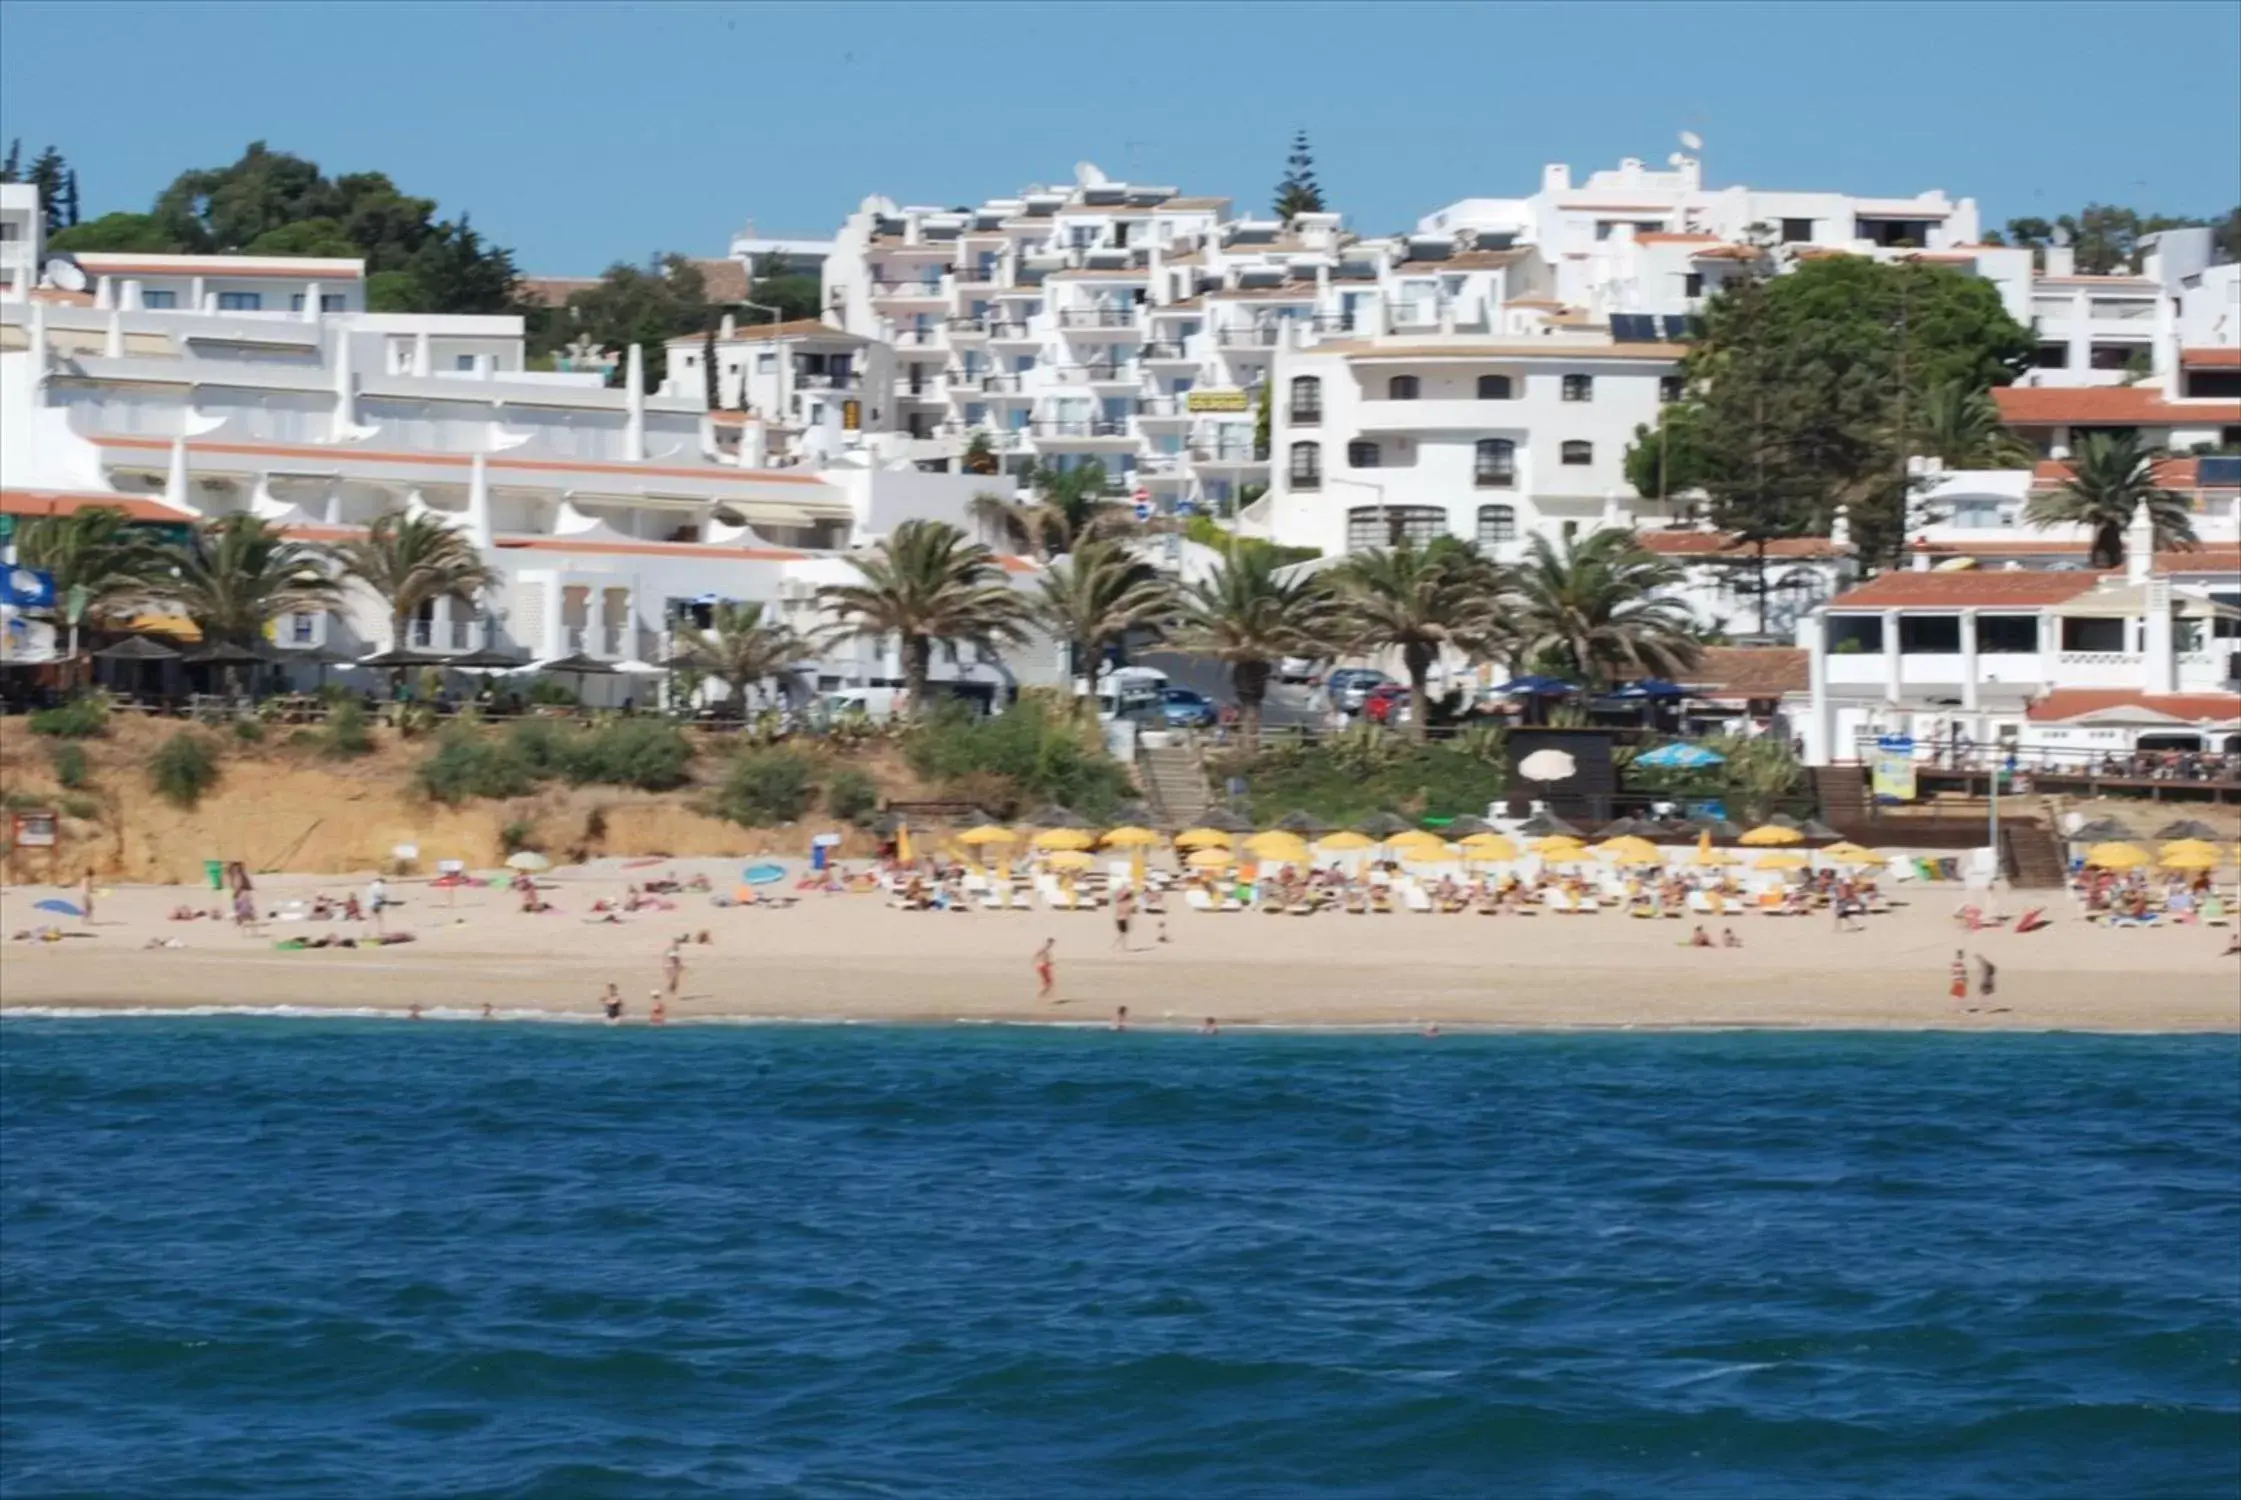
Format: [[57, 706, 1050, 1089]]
[[742, 863, 787, 886], [1635, 742, 1726, 770], [1615, 678, 1687, 700], [33, 898, 82, 916], [1491, 674, 1578, 697]]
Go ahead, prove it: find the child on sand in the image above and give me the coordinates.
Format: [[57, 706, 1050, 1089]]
[[1950, 950, 1970, 1001], [1034, 939, 1056, 1000]]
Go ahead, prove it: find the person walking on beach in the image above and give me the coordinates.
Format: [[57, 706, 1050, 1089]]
[[650, 997, 667, 1026], [81, 870, 95, 927], [1112, 887, 1135, 952], [663, 940, 685, 997], [1976, 953, 1998, 999], [1034, 939, 1056, 1000], [1950, 950, 1971, 1003], [366, 875, 387, 936], [1112, 1005, 1129, 1032]]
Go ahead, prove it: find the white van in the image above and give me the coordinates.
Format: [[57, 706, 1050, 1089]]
[[1079, 665, 1168, 722]]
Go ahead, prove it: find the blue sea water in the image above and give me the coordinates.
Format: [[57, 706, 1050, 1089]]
[[2, 1021, 2237, 1500]]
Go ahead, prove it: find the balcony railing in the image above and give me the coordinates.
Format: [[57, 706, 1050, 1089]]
[[1032, 419, 1133, 438], [1054, 364, 1139, 384], [1217, 326, 1279, 348], [892, 328, 945, 347], [1192, 443, 1267, 463], [794, 372, 860, 390], [987, 320, 1034, 339], [1140, 340, 1190, 360], [948, 316, 988, 335], [1058, 307, 1139, 329], [1290, 472, 1322, 490], [1288, 406, 1321, 426], [601, 626, 625, 656], [1310, 313, 1358, 333], [1474, 469, 1516, 488], [1138, 396, 1188, 417], [870, 280, 946, 298]]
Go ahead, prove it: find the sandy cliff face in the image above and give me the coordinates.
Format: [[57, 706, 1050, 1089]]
[[0, 718, 909, 883]]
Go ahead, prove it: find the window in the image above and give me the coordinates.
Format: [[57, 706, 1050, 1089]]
[[216, 291, 262, 311], [1560, 440, 1593, 465], [1348, 439, 1382, 469], [1288, 375, 1321, 425], [455, 354, 477, 372], [1387, 375, 1419, 401], [1476, 374, 1513, 400], [2033, 343, 2070, 370], [1288, 441, 1321, 490], [1826, 616, 1884, 654], [2060, 617, 2126, 653], [1976, 616, 2040, 654], [1683, 273, 1704, 298], [1659, 376, 1685, 404], [1346, 506, 1446, 550], [141, 289, 177, 309], [288, 612, 316, 644], [1476, 505, 1517, 545], [1779, 218, 1813, 244], [1561, 374, 1593, 402], [756, 351, 777, 372], [1474, 438, 1515, 488], [289, 293, 347, 312], [1897, 615, 1962, 654]]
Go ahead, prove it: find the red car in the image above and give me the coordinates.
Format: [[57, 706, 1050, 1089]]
[[1363, 682, 1412, 725]]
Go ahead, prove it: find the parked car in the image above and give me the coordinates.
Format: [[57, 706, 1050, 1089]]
[[1326, 668, 1392, 715], [1277, 656, 1320, 685], [1362, 682, 1412, 726], [1160, 687, 1220, 728]]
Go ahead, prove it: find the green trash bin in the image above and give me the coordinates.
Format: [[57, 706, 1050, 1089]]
[[204, 859, 225, 891]]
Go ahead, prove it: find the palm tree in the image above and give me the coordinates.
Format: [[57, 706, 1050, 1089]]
[[1328, 540, 1503, 742], [1033, 540, 1174, 709], [967, 461, 1134, 560], [2023, 430, 2195, 568], [1173, 545, 1334, 754], [672, 601, 808, 718], [1910, 380, 2034, 471], [1508, 530, 1701, 690], [152, 514, 340, 647], [817, 519, 1032, 719], [11, 505, 165, 631], [335, 511, 498, 653]]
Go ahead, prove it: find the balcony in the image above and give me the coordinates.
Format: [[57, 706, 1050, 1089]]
[[793, 372, 861, 391], [891, 327, 947, 349], [1310, 313, 1358, 334], [1058, 307, 1140, 330], [1049, 363, 1140, 387], [948, 315, 989, 338], [1287, 405, 1321, 427], [870, 280, 948, 303], [987, 320, 1037, 343], [1190, 443, 1268, 468], [1031, 418, 1138, 446], [1141, 340, 1191, 362], [1216, 326, 1280, 348], [1137, 396, 1189, 421]]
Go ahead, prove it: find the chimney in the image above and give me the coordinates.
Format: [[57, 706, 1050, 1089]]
[[624, 344, 646, 460], [93, 276, 111, 310], [2044, 245, 2075, 278], [2126, 499, 2155, 584], [1830, 504, 1852, 551], [720, 312, 735, 339]]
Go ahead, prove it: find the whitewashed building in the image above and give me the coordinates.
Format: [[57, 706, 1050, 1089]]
[[0, 255, 1057, 708]]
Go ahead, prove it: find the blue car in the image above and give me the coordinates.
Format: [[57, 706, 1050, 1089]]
[[1161, 687, 1220, 728]]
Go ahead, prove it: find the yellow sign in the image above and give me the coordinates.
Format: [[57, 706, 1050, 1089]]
[[1186, 389, 1250, 412], [1870, 736, 1917, 803], [842, 399, 862, 431]]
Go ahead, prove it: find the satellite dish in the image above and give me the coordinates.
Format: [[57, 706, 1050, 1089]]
[[2051, 226, 2072, 248], [1678, 130, 1704, 152], [42, 255, 87, 293], [1073, 161, 1107, 187]]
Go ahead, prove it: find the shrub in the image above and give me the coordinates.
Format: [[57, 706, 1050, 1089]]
[[417, 728, 535, 804], [1230, 740, 1506, 827], [824, 766, 880, 824], [49, 743, 90, 790], [562, 721, 692, 791], [149, 731, 220, 809], [904, 696, 1134, 820], [231, 716, 266, 744], [506, 718, 572, 776], [527, 679, 579, 707], [28, 698, 106, 739], [322, 700, 373, 759], [59, 794, 100, 822], [718, 748, 817, 826], [499, 818, 539, 854]]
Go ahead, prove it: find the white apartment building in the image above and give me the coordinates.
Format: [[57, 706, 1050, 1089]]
[[0, 256, 1056, 709], [0, 183, 39, 303], [664, 315, 893, 468]]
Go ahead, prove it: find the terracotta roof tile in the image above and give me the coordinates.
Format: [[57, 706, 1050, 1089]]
[[1994, 386, 2241, 425], [1828, 571, 2105, 608], [1395, 250, 1527, 270], [0, 488, 197, 523], [2182, 347, 2241, 369], [1637, 530, 1849, 559], [662, 318, 865, 347], [2029, 456, 2210, 488], [1692, 244, 1767, 261], [1688, 647, 1809, 699], [694, 258, 751, 303], [1633, 232, 1722, 246], [518, 276, 599, 308], [2026, 689, 2241, 723]]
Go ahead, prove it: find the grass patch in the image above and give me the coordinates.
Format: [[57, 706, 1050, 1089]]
[[903, 696, 1133, 821], [28, 698, 106, 739], [49, 743, 90, 790], [716, 748, 818, 826], [59, 794, 100, 821], [322, 700, 374, 759], [1227, 737, 1508, 826], [417, 728, 535, 804], [149, 731, 220, 809], [824, 766, 880, 825], [231, 717, 266, 744]]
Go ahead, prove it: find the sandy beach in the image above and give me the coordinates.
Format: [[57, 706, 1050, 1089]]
[[4, 858, 2235, 1032]]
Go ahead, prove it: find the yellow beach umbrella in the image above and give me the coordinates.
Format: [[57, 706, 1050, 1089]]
[[1316, 830, 1376, 852], [1044, 849, 1096, 871], [1388, 828, 1447, 850], [1594, 836, 1662, 866], [1244, 829, 1304, 854], [1186, 847, 1235, 870], [1820, 841, 1881, 865], [1031, 828, 1096, 851], [1691, 830, 1735, 867], [1176, 828, 1234, 850], [2161, 847, 2219, 872], [1739, 824, 1805, 847], [2084, 842, 2150, 870], [956, 824, 1019, 847], [1754, 851, 1809, 870], [1458, 832, 1518, 861], [2159, 838, 2220, 863], [1463, 849, 1512, 865], [1244, 833, 1311, 863], [1532, 835, 1586, 857], [1100, 826, 1162, 849]]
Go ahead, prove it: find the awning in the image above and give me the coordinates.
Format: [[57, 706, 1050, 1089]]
[[121, 612, 202, 642], [727, 503, 822, 529], [2055, 585, 2241, 621]]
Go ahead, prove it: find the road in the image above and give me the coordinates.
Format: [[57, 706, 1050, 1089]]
[[1133, 651, 1325, 729]]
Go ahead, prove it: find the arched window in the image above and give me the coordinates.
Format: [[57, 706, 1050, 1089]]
[[1476, 505, 1517, 546], [1387, 375, 1420, 401], [1288, 375, 1321, 425], [1474, 438, 1516, 487], [1477, 374, 1513, 400], [1348, 439, 1382, 469], [1288, 441, 1321, 490], [1561, 374, 1593, 402], [1560, 440, 1593, 465], [1347, 506, 1447, 551]]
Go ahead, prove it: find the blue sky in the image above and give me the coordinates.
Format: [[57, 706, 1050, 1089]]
[[4, 1, 2236, 274]]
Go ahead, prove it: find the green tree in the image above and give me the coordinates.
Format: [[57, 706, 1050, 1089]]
[[968, 461, 1132, 560], [1508, 531, 1700, 689], [1174, 546, 1334, 754], [25, 145, 70, 233], [1273, 129, 1324, 221], [1032, 540, 1174, 706], [2023, 431, 2196, 568], [1327, 540, 1500, 741], [10, 507, 164, 629], [241, 218, 360, 257], [962, 433, 999, 475], [816, 519, 1033, 720], [1908, 379, 2035, 471], [48, 212, 180, 253], [334, 511, 497, 653], [671, 601, 808, 718], [535, 254, 710, 388], [750, 251, 822, 322], [151, 514, 340, 659]]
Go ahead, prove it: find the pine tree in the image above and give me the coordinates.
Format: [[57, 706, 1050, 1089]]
[[60, 168, 80, 228], [1272, 130, 1324, 222], [0, 140, 20, 183], [702, 319, 720, 412], [27, 145, 69, 234]]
